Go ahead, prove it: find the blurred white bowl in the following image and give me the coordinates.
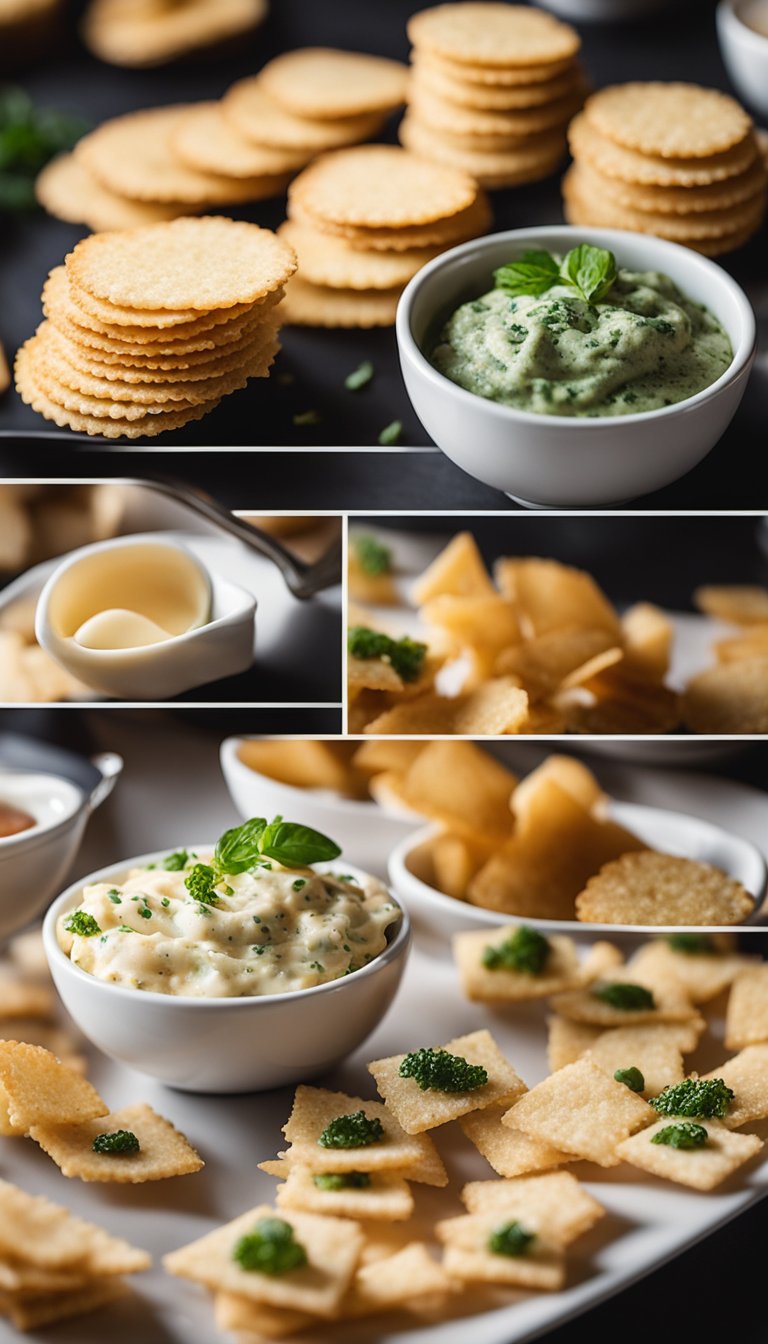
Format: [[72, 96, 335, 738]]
[[396, 225, 756, 508], [717, 0, 768, 119], [220, 736, 421, 877], [541, 0, 668, 17], [0, 754, 121, 942], [44, 855, 410, 1094], [389, 801, 767, 941]]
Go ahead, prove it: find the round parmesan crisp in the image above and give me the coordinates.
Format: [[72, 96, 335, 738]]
[[400, 114, 565, 187], [171, 103, 308, 179], [289, 145, 477, 228], [412, 57, 581, 110], [575, 852, 755, 927], [567, 157, 768, 216], [563, 165, 767, 240], [568, 113, 760, 187], [281, 276, 401, 327], [409, 83, 585, 138], [76, 105, 283, 205], [45, 320, 280, 384], [419, 49, 577, 86], [682, 658, 768, 733], [585, 83, 753, 160], [222, 79, 384, 151], [36, 154, 189, 231], [289, 190, 490, 250], [82, 0, 268, 68], [259, 48, 408, 120], [564, 198, 758, 258], [68, 217, 297, 311], [65, 316, 280, 371], [278, 220, 437, 290], [407, 3, 580, 68]]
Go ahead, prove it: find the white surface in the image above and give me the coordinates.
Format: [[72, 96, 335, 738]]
[[717, 0, 768, 118], [396, 226, 756, 507], [5, 717, 768, 1344]]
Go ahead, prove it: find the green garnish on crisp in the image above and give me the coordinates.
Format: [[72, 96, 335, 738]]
[[347, 626, 427, 683], [183, 816, 341, 903], [591, 982, 656, 1011], [313, 1171, 371, 1191], [232, 1217, 307, 1275], [488, 1220, 535, 1258], [482, 925, 550, 975], [399, 1047, 488, 1093], [495, 243, 618, 307], [651, 1122, 708, 1150], [378, 419, 403, 446], [650, 1077, 734, 1119], [665, 933, 718, 956], [614, 1067, 645, 1093], [0, 87, 88, 212], [354, 534, 392, 576], [318, 1110, 384, 1149], [64, 911, 101, 937], [345, 360, 374, 392], [92, 1129, 140, 1155]]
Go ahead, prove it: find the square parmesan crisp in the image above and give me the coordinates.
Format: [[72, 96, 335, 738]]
[[368, 1030, 526, 1134], [163, 1205, 363, 1317], [502, 1059, 653, 1167], [275, 1166, 414, 1221], [436, 1213, 565, 1290], [459, 1105, 572, 1178], [726, 966, 768, 1050], [702, 1046, 768, 1128], [0, 1279, 127, 1330], [0, 1178, 150, 1271], [29, 1102, 203, 1183], [0, 1040, 107, 1133], [584, 1025, 686, 1098], [280, 1086, 447, 1180], [547, 1018, 601, 1071], [615, 1119, 763, 1190], [460, 1172, 605, 1246], [453, 929, 582, 1002], [551, 975, 701, 1029], [629, 941, 758, 1004]]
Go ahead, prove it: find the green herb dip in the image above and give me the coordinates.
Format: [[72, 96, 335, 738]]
[[429, 268, 732, 418]]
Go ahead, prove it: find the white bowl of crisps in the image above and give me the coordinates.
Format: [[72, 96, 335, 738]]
[[220, 737, 424, 874], [43, 817, 410, 1093], [396, 225, 756, 507], [387, 753, 767, 938], [0, 753, 122, 942]]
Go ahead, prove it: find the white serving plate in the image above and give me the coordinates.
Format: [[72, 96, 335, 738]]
[[8, 716, 768, 1344]]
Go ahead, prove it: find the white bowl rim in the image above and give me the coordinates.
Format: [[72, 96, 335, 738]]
[[718, 0, 768, 47], [390, 800, 767, 934], [43, 851, 410, 1009], [0, 769, 85, 852], [220, 736, 386, 820], [396, 223, 756, 430]]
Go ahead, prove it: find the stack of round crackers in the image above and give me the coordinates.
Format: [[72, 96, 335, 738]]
[[280, 145, 491, 327], [82, 0, 269, 68], [400, 2, 587, 189], [565, 83, 768, 256], [15, 216, 297, 439], [37, 48, 407, 234]]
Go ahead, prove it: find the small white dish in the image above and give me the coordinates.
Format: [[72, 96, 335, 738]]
[[220, 736, 421, 877], [540, 0, 668, 17], [389, 801, 767, 941], [0, 754, 122, 943], [717, 0, 768, 118], [30, 533, 256, 700], [43, 856, 410, 1094], [396, 225, 756, 508]]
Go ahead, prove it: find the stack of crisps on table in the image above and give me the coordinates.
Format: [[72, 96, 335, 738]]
[[400, 2, 587, 188], [281, 144, 491, 327], [37, 47, 406, 232], [565, 82, 767, 256], [682, 584, 768, 733], [82, 0, 269, 68], [347, 531, 682, 734], [15, 216, 296, 439]]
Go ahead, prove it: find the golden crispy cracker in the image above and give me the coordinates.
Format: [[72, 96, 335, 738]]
[[289, 144, 477, 228], [407, 4, 580, 68], [585, 82, 752, 159], [260, 48, 408, 120]]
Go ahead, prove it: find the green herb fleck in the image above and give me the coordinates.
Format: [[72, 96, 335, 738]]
[[293, 879, 307, 892], [488, 1220, 535, 1258], [665, 934, 718, 956], [292, 409, 322, 427], [344, 360, 374, 392], [378, 420, 402, 446], [347, 626, 426, 683], [232, 1218, 307, 1275], [161, 897, 171, 908], [107, 890, 122, 905], [651, 1122, 708, 1150], [161, 849, 189, 871], [354, 533, 392, 576], [482, 925, 549, 975], [591, 982, 655, 1011], [650, 1077, 734, 1120], [313, 1171, 371, 1191], [614, 1067, 645, 1093], [92, 1129, 140, 1155], [64, 911, 101, 937], [318, 1110, 384, 1149], [399, 1047, 488, 1093]]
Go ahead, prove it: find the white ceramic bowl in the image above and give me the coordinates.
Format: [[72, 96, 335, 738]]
[[389, 800, 768, 941], [43, 855, 410, 1094], [541, 0, 668, 16], [0, 754, 122, 942], [717, 0, 768, 118], [220, 736, 421, 877], [34, 534, 256, 701], [396, 225, 756, 507]]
